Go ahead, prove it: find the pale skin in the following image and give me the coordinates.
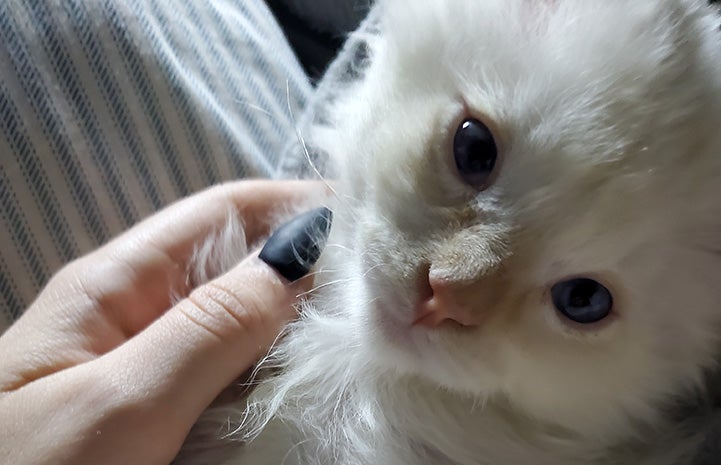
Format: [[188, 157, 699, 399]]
[[0, 180, 323, 465]]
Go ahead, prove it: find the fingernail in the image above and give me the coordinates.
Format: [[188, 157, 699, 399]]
[[259, 207, 333, 282]]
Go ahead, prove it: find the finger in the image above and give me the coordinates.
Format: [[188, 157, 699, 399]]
[[0, 208, 331, 464], [0, 181, 327, 390], [92, 207, 332, 438], [0, 253, 315, 465], [99, 179, 328, 264], [96, 254, 307, 435], [73, 179, 328, 321], [18, 179, 325, 333]]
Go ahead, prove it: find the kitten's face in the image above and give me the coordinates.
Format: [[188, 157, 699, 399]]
[[324, 0, 721, 437]]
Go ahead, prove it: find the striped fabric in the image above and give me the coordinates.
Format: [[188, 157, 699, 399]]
[[0, 0, 313, 330]]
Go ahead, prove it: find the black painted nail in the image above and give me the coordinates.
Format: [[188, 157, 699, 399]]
[[259, 207, 333, 282]]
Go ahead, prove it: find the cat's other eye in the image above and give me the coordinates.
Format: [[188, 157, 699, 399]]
[[453, 118, 498, 189], [551, 278, 613, 324]]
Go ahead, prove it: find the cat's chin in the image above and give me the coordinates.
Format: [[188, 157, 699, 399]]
[[357, 295, 497, 395]]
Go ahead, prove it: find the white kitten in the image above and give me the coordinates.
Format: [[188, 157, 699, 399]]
[[177, 1, 721, 464]]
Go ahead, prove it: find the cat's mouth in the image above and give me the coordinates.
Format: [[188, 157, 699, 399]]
[[411, 308, 471, 328]]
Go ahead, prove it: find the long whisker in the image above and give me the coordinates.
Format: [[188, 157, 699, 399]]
[[324, 243, 356, 254], [281, 438, 312, 465], [362, 262, 386, 278], [296, 278, 354, 298], [283, 81, 372, 228], [301, 268, 339, 279], [238, 324, 294, 391], [286, 80, 338, 197]]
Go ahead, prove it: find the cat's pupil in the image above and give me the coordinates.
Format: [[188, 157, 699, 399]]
[[453, 118, 498, 188], [569, 293, 590, 307], [551, 278, 613, 324], [568, 282, 594, 307]]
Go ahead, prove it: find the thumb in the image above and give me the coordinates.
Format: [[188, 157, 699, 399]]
[[97, 207, 332, 428]]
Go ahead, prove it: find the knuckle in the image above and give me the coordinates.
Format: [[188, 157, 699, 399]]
[[47, 257, 85, 289], [37, 257, 99, 307], [182, 283, 267, 340]]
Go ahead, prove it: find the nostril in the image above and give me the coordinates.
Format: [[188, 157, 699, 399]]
[[428, 275, 452, 297], [413, 263, 457, 328], [412, 265, 479, 328], [416, 263, 434, 303]]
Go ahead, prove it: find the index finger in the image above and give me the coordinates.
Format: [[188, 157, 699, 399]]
[[51, 180, 326, 335], [102, 179, 328, 267], [0, 180, 327, 391]]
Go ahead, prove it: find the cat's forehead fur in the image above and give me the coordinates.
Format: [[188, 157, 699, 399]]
[[380, 1, 720, 146], [367, 0, 721, 231]]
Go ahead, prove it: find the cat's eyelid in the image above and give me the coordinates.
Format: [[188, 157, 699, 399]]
[[458, 98, 508, 153]]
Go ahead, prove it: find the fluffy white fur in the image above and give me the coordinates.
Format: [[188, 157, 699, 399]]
[[176, 1, 721, 464]]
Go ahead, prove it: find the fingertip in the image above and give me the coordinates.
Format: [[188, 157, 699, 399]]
[[258, 207, 333, 282]]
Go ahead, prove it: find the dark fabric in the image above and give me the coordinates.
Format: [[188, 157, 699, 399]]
[[265, 0, 346, 81]]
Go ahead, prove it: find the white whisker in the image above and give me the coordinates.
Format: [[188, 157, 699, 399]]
[[362, 262, 386, 278], [296, 278, 353, 298], [324, 243, 356, 254], [285, 80, 338, 197], [281, 438, 312, 465]]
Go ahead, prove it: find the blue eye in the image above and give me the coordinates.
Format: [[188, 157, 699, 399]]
[[453, 118, 498, 188], [551, 278, 613, 324]]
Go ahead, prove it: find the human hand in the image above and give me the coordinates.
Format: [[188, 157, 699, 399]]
[[0, 180, 328, 465]]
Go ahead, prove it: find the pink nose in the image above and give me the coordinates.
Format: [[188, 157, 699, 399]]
[[412, 273, 475, 328]]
